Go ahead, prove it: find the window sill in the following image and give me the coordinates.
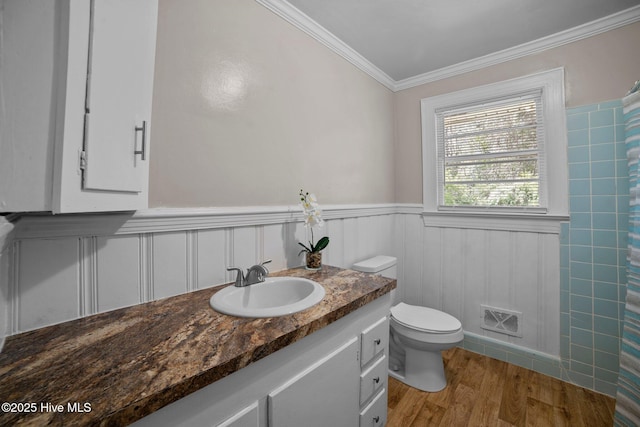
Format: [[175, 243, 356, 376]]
[[421, 211, 568, 234]]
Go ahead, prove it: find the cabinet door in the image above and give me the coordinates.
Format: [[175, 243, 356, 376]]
[[268, 338, 359, 427], [216, 401, 259, 427], [52, 0, 158, 213], [83, 0, 157, 193]]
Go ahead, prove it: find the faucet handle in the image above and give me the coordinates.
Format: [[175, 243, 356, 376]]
[[260, 259, 272, 271], [259, 259, 272, 277], [246, 260, 272, 285], [226, 267, 245, 287]]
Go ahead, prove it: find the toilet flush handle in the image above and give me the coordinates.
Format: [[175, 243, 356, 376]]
[[374, 338, 381, 345]]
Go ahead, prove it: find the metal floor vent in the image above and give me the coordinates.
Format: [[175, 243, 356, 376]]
[[481, 305, 523, 337]]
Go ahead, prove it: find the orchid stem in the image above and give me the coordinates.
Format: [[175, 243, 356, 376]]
[[310, 227, 315, 250]]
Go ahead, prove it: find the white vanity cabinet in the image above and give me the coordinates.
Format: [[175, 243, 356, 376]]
[[359, 317, 389, 427], [361, 316, 389, 367], [131, 294, 392, 427], [216, 402, 260, 427], [0, 0, 157, 213], [268, 338, 359, 427]]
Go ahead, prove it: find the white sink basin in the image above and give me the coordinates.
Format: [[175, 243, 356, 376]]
[[210, 277, 325, 318]]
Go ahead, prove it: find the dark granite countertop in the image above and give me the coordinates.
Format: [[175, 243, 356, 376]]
[[0, 265, 395, 426]]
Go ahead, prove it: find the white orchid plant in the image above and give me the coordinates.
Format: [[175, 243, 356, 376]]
[[297, 190, 329, 255]]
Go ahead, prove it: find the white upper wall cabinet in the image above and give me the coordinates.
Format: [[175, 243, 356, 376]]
[[0, 0, 158, 213], [82, 0, 157, 194]]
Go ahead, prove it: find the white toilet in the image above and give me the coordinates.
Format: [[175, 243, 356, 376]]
[[352, 256, 464, 392]]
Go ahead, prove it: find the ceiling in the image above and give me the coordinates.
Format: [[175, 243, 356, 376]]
[[262, 0, 640, 89]]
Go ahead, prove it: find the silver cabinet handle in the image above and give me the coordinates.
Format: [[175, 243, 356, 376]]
[[135, 121, 147, 160]]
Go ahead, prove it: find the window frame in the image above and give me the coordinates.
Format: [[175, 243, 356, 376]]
[[421, 68, 569, 233]]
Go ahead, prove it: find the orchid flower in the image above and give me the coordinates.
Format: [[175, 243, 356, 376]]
[[298, 190, 329, 254]]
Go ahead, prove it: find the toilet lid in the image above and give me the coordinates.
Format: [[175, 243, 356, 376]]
[[391, 302, 461, 333]]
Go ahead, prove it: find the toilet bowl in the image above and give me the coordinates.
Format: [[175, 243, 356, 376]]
[[389, 302, 463, 392], [352, 256, 464, 393]]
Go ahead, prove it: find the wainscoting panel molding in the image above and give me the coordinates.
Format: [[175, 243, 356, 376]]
[[12, 205, 399, 239], [1, 204, 564, 392], [5, 207, 397, 335], [0, 205, 576, 392], [15, 237, 80, 333], [395, 212, 561, 357], [95, 235, 141, 314]]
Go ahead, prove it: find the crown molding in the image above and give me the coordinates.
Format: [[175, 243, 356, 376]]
[[255, 1, 640, 92], [395, 5, 640, 91], [254, 0, 396, 91]]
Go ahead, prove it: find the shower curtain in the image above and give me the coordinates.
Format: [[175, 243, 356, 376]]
[[616, 91, 640, 426]]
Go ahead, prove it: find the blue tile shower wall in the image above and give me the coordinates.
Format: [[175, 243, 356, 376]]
[[562, 99, 628, 396]]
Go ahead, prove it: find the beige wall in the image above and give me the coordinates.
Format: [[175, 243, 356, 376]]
[[394, 21, 640, 204], [149, 0, 395, 207], [150, 1, 639, 207]]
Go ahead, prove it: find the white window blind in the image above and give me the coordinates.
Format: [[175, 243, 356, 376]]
[[435, 90, 546, 211]]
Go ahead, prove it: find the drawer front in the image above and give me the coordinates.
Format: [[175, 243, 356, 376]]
[[361, 317, 389, 367], [360, 355, 387, 405], [359, 388, 387, 427]]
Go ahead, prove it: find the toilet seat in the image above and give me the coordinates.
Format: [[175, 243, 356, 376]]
[[391, 303, 461, 334]]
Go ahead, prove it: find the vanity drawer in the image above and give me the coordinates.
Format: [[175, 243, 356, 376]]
[[360, 355, 387, 405], [360, 317, 388, 367], [359, 388, 386, 427]]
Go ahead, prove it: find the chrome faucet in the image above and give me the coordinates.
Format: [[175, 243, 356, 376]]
[[227, 259, 272, 287]]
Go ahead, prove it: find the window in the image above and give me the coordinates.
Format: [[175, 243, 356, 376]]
[[421, 69, 568, 231], [437, 92, 544, 210]]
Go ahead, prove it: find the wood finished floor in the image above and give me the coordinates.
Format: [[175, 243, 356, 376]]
[[387, 347, 616, 427]]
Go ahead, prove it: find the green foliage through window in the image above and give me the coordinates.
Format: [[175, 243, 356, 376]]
[[438, 97, 542, 207]]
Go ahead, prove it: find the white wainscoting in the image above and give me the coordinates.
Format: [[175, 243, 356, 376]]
[[3, 206, 396, 335], [395, 211, 561, 357], [0, 205, 561, 363]]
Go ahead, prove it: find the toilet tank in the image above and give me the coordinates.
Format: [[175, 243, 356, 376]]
[[352, 255, 397, 279]]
